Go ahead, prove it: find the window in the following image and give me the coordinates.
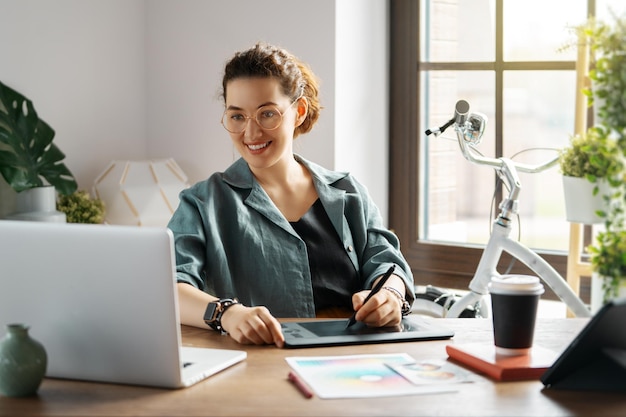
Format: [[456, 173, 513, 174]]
[[389, 0, 625, 297]]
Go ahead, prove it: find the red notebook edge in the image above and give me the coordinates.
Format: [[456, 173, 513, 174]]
[[446, 343, 558, 381]]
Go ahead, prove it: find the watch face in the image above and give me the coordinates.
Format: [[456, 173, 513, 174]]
[[203, 302, 219, 322]]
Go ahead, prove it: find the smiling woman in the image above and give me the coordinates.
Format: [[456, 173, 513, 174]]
[[220, 77, 306, 175], [166, 43, 416, 348]]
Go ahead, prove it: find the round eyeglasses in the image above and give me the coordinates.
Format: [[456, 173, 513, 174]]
[[221, 99, 299, 134]]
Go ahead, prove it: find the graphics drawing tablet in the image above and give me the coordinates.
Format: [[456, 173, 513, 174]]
[[282, 315, 454, 348]]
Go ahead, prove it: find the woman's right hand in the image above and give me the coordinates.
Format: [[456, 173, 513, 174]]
[[221, 304, 285, 348]]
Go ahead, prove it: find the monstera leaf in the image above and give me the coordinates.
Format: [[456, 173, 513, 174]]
[[0, 81, 77, 195]]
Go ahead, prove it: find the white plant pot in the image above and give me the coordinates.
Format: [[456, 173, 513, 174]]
[[590, 273, 626, 314], [562, 176, 609, 224], [5, 186, 66, 223]]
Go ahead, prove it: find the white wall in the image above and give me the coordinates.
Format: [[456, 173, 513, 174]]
[[335, 0, 389, 219], [0, 0, 147, 191], [0, 0, 389, 222]]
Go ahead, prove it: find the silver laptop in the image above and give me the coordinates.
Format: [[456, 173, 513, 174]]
[[0, 220, 246, 389]]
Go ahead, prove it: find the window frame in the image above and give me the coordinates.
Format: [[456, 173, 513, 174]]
[[388, 0, 590, 300]]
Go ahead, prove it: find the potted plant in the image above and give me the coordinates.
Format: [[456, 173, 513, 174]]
[[559, 125, 623, 224], [56, 190, 105, 224], [580, 12, 626, 308], [584, 14, 626, 146], [0, 81, 77, 220], [589, 229, 626, 311]]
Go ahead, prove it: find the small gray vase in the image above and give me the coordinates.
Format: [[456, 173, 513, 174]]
[[0, 324, 47, 397]]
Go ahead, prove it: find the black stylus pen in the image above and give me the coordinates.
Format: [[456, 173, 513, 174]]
[[345, 265, 396, 329]]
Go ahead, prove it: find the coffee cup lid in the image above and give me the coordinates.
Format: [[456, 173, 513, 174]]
[[488, 275, 545, 295]]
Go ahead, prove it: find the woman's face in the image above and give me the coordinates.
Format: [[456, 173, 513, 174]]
[[223, 77, 303, 173]]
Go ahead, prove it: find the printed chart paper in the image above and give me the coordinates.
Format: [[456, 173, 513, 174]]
[[388, 358, 474, 385], [286, 353, 463, 399]]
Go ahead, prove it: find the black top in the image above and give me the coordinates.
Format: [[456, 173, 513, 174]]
[[290, 199, 360, 312]]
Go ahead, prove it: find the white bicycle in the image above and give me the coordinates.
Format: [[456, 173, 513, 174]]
[[414, 100, 591, 319]]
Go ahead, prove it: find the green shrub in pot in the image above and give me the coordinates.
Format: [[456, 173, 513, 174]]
[[580, 12, 626, 303], [559, 125, 623, 184]]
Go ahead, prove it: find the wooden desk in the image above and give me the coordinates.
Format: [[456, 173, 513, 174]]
[[1, 318, 625, 416]]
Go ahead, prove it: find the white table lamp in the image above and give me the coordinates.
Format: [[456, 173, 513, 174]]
[[93, 159, 189, 226]]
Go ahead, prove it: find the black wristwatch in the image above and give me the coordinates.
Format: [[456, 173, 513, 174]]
[[203, 298, 240, 333]]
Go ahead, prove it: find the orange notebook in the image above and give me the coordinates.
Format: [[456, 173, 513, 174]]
[[446, 343, 558, 381]]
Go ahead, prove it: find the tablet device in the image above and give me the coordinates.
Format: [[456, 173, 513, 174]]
[[282, 315, 454, 348], [541, 296, 626, 391]]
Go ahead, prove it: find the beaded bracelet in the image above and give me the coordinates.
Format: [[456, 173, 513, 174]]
[[383, 286, 412, 316]]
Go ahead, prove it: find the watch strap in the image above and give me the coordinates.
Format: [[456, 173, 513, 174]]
[[204, 298, 240, 333]]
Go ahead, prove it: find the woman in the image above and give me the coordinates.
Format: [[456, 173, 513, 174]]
[[168, 42, 414, 347]]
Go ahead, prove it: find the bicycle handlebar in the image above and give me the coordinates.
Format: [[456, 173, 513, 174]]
[[431, 100, 559, 174]]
